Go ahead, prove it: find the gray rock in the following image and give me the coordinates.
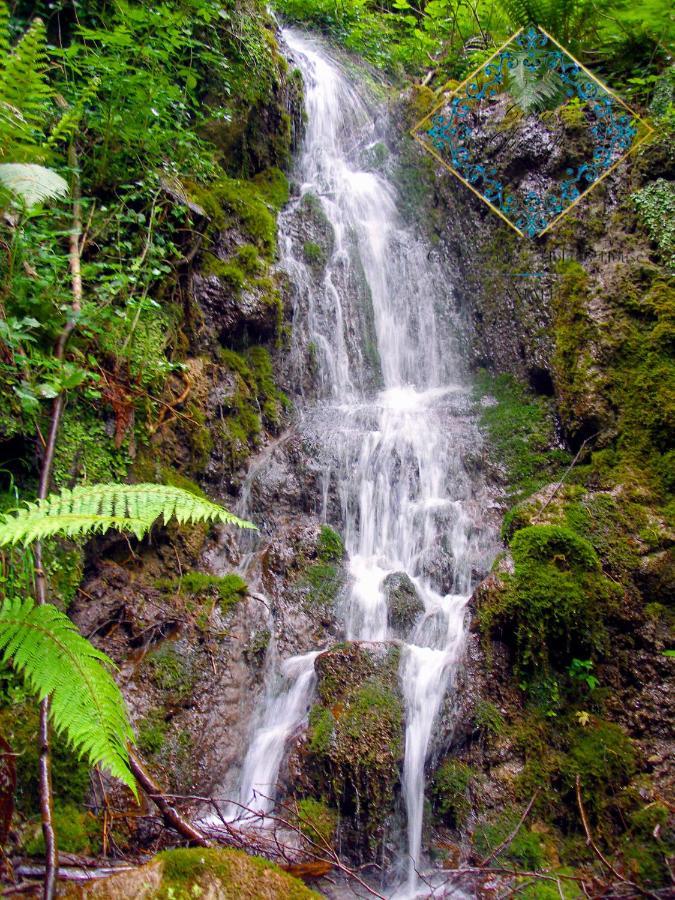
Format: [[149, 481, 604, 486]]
[[382, 571, 425, 633]]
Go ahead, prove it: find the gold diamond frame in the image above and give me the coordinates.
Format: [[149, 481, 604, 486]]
[[411, 27, 655, 238]]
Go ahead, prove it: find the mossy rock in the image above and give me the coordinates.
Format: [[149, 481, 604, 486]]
[[62, 847, 321, 898], [382, 571, 424, 633], [301, 642, 403, 861], [478, 524, 621, 673]]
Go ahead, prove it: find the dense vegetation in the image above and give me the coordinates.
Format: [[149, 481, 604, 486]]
[[276, 0, 672, 101]]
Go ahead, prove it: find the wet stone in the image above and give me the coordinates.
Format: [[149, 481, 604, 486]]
[[382, 571, 425, 634]]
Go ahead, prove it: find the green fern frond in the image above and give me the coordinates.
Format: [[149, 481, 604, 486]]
[[0, 483, 255, 546], [0, 2, 9, 61], [48, 78, 101, 148], [0, 163, 69, 206], [498, 0, 545, 28], [0, 597, 136, 793], [506, 53, 568, 113], [0, 18, 52, 128]]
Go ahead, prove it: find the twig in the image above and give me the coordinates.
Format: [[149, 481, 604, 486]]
[[532, 435, 596, 523], [481, 790, 539, 866]]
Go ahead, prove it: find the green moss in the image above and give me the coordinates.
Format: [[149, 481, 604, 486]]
[[156, 847, 320, 899], [157, 571, 248, 616], [474, 699, 506, 737], [0, 702, 91, 815], [252, 166, 290, 211], [200, 252, 247, 290], [217, 346, 288, 468], [144, 643, 195, 699], [302, 240, 325, 266], [308, 704, 334, 754], [188, 175, 277, 258], [43, 539, 84, 609], [25, 803, 101, 856], [560, 720, 636, 816], [432, 758, 473, 827], [234, 243, 264, 276], [137, 709, 170, 757], [304, 644, 404, 856], [52, 404, 130, 488], [474, 370, 570, 507], [474, 809, 548, 869], [295, 797, 338, 846], [479, 525, 620, 673], [301, 561, 343, 607], [158, 467, 208, 501], [316, 524, 344, 561]]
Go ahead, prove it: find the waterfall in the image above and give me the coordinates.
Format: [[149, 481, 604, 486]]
[[222, 28, 496, 897]]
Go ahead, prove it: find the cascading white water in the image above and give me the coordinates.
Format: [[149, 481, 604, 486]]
[[223, 28, 496, 897], [225, 649, 319, 821]]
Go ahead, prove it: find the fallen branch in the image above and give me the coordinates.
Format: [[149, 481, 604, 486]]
[[126, 750, 210, 848], [481, 790, 539, 867]]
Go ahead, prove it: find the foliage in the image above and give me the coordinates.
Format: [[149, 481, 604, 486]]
[[0, 597, 135, 791], [632, 179, 675, 272], [276, 0, 672, 90], [0, 482, 254, 545], [505, 50, 569, 114]]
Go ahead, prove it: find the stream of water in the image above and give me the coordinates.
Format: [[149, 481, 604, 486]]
[[222, 29, 495, 897]]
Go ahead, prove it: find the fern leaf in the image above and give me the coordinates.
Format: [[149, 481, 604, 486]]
[[0, 598, 136, 793], [505, 54, 568, 114], [48, 78, 101, 148], [0, 18, 52, 129], [0, 483, 255, 546], [0, 163, 69, 206], [0, 2, 9, 62]]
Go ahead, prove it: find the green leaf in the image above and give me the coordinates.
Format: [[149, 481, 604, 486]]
[[0, 483, 256, 546], [0, 597, 137, 793], [0, 163, 69, 207]]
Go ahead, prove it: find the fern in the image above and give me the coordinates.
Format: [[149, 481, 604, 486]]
[[0, 163, 69, 207], [505, 52, 568, 114], [48, 78, 101, 148], [0, 2, 9, 61], [0, 598, 136, 793], [0, 17, 52, 128], [0, 483, 255, 546]]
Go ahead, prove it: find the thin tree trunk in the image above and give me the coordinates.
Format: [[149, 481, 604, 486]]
[[36, 141, 83, 900]]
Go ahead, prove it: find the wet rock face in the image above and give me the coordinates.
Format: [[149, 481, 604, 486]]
[[382, 571, 424, 633], [286, 642, 405, 865], [192, 272, 279, 345]]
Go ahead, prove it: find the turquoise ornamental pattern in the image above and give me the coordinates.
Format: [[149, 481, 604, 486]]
[[413, 27, 651, 238]]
